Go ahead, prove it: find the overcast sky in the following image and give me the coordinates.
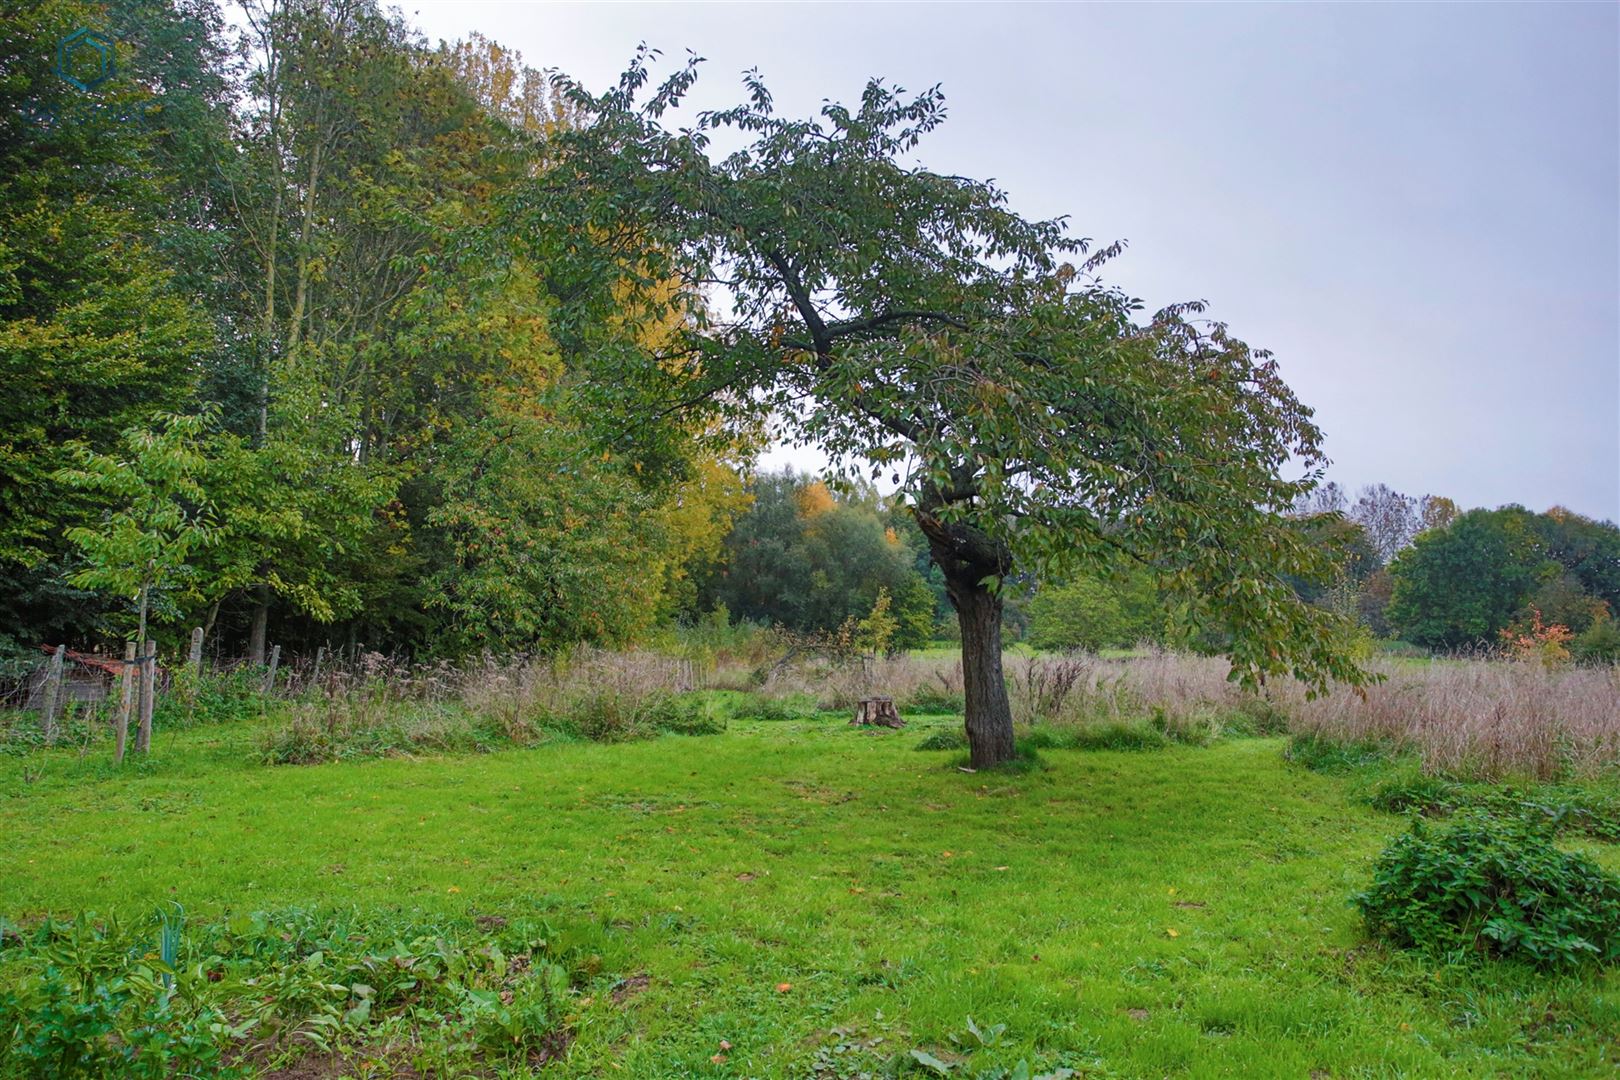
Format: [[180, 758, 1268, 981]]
[[403, 0, 1620, 521]]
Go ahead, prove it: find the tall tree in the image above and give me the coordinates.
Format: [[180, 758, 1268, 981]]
[[0, 0, 220, 654], [58, 412, 215, 653], [1387, 507, 1555, 649], [531, 56, 1367, 767], [1350, 483, 1419, 564]]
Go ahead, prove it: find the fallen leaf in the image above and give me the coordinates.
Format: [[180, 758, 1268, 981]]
[[1165, 927, 1179, 938], [775, 982, 792, 993]]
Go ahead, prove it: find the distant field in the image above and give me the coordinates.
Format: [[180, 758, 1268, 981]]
[[5, 711, 1616, 1077]]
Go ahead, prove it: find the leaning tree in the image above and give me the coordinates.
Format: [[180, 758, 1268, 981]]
[[524, 52, 1367, 768]]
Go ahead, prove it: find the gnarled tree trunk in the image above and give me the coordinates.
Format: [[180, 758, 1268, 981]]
[[916, 506, 1017, 770]]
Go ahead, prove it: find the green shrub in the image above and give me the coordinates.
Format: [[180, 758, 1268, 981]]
[[156, 669, 266, 730], [1353, 816, 1620, 969], [914, 728, 967, 751], [1227, 697, 1292, 736], [730, 694, 817, 722], [261, 702, 518, 765], [1018, 723, 1168, 752], [1366, 775, 1620, 842], [1572, 616, 1620, 666], [1285, 734, 1390, 773], [644, 693, 726, 735], [1065, 723, 1170, 752], [548, 689, 724, 742], [903, 686, 965, 715], [1366, 773, 1464, 814]]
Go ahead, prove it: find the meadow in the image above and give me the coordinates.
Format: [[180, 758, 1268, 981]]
[[2, 650, 1618, 1078]]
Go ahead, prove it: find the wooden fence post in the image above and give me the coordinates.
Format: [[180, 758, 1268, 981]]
[[311, 645, 326, 687], [40, 645, 65, 744], [188, 627, 204, 678], [263, 644, 281, 695], [115, 641, 136, 765], [135, 639, 156, 754]]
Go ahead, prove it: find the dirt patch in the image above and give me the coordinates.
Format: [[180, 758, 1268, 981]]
[[1127, 1008, 1150, 1023], [611, 972, 651, 1005], [527, 1027, 574, 1067], [257, 1049, 424, 1079], [474, 914, 508, 931], [1173, 901, 1206, 909]]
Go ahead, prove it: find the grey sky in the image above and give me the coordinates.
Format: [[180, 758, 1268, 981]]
[[404, 0, 1620, 521]]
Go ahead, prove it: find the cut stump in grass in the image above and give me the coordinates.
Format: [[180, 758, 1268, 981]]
[[852, 696, 904, 728]]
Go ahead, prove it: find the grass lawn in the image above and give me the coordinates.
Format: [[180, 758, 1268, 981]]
[[4, 715, 1617, 1078]]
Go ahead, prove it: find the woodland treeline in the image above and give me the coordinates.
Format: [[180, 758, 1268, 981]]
[[4, 0, 758, 666], [1024, 482, 1620, 662], [4, 0, 1616, 674]]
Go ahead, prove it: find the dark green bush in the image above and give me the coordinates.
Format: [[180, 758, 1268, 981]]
[[1353, 816, 1620, 969]]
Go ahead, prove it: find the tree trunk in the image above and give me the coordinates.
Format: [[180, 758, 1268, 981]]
[[950, 573, 1016, 769], [248, 585, 269, 666]]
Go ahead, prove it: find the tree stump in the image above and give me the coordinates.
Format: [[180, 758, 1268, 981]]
[[851, 696, 904, 728]]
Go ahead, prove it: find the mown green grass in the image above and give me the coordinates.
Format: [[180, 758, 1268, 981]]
[[4, 716, 1617, 1078]]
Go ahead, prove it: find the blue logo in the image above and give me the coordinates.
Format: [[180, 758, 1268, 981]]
[[55, 28, 116, 92]]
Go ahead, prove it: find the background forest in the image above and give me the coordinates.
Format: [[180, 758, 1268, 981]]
[[3, 0, 1617, 676]]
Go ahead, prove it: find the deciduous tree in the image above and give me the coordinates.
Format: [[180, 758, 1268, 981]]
[[533, 57, 1367, 767]]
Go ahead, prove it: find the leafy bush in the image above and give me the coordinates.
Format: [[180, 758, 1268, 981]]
[[156, 669, 267, 729], [914, 727, 967, 751], [1353, 816, 1620, 968], [643, 693, 726, 735], [1572, 614, 1620, 666], [261, 702, 527, 765], [0, 908, 578, 1077], [1020, 723, 1168, 752], [1285, 734, 1390, 773], [1225, 697, 1292, 736], [730, 694, 818, 722], [903, 686, 965, 715], [1365, 773, 1464, 815], [1366, 774, 1620, 842], [554, 689, 723, 741]]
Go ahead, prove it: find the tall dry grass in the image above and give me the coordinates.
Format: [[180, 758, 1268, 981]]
[[265, 642, 1620, 780], [1288, 659, 1620, 780], [994, 650, 1619, 781]]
